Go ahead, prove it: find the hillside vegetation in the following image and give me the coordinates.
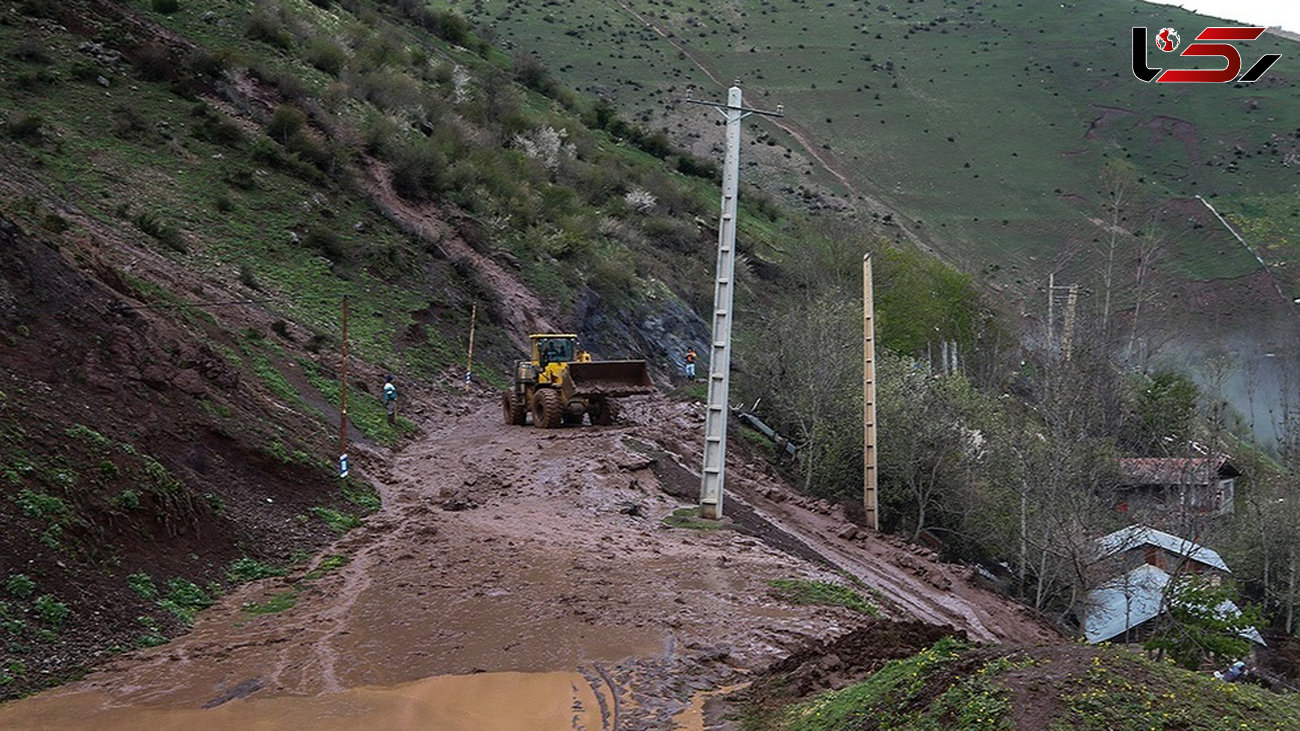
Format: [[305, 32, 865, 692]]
[[461, 0, 1299, 296], [744, 638, 1300, 730]]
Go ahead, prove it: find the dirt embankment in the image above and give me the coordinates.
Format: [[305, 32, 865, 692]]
[[0, 388, 1056, 729], [0, 213, 368, 696]]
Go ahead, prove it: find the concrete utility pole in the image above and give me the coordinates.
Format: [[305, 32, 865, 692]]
[[863, 254, 879, 530], [688, 84, 782, 520]]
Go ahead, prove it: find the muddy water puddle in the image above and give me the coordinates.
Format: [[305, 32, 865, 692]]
[[0, 670, 606, 730]]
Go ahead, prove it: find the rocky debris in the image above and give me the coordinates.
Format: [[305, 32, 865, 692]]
[[440, 496, 478, 511], [837, 524, 859, 541], [77, 41, 123, 65]]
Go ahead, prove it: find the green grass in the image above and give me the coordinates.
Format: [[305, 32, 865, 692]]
[[302, 554, 350, 581], [225, 558, 286, 582], [748, 640, 1300, 731], [1053, 646, 1300, 730], [307, 506, 360, 533], [156, 578, 212, 624], [768, 579, 878, 618], [242, 590, 298, 615]]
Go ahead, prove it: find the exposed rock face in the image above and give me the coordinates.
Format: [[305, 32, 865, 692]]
[[574, 287, 711, 379]]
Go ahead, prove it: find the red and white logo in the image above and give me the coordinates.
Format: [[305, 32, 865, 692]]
[[1132, 26, 1281, 83], [1155, 28, 1180, 52]]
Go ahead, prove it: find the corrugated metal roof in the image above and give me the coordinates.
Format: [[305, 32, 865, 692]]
[[1082, 563, 1264, 645], [1095, 524, 1231, 573], [1118, 456, 1238, 485], [1083, 563, 1168, 643]]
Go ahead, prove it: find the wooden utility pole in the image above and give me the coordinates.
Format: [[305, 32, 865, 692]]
[[339, 294, 349, 478], [1062, 284, 1079, 361], [464, 302, 477, 390], [1047, 272, 1054, 348], [863, 254, 879, 530]]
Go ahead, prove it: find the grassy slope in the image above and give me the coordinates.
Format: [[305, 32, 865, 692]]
[[751, 638, 1300, 730], [454, 0, 1300, 295]]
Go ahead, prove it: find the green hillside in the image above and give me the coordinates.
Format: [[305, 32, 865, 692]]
[[454, 0, 1300, 297], [744, 638, 1300, 730]]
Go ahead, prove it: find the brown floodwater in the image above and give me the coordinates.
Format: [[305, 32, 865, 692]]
[[0, 670, 606, 730]]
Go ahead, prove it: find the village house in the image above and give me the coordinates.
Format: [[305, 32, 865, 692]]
[[1115, 455, 1239, 519], [1080, 524, 1263, 646]]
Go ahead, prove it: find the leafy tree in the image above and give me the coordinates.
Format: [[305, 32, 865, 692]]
[[1122, 370, 1199, 454], [1145, 577, 1261, 670]]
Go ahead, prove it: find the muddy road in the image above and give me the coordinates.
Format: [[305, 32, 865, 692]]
[[0, 392, 1055, 729]]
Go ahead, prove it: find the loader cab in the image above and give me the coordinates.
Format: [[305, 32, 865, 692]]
[[531, 334, 578, 367]]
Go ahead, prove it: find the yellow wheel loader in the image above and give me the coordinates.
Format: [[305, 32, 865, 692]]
[[503, 334, 653, 428]]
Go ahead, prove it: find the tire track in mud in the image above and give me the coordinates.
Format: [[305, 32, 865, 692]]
[[636, 410, 1058, 646]]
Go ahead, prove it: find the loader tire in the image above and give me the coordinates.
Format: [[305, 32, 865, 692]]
[[591, 399, 619, 426], [503, 391, 527, 426], [532, 388, 563, 429]]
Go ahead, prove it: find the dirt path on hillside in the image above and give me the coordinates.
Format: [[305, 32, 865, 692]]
[[610, 0, 942, 261], [362, 161, 555, 348], [0, 393, 1055, 729]]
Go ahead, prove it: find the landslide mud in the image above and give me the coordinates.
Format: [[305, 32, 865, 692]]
[[0, 392, 1056, 729]]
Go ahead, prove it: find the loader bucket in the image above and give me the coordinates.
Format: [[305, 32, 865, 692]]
[[565, 360, 654, 398]]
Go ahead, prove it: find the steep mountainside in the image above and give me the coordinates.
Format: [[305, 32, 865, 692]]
[[455, 0, 1300, 437]]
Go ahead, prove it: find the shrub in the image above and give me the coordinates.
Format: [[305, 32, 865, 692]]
[[158, 578, 211, 623], [642, 215, 700, 253], [224, 166, 257, 190], [10, 41, 51, 64], [17, 0, 59, 20], [127, 573, 157, 600], [110, 106, 151, 141], [308, 506, 360, 533], [304, 36, 347, 76], [14, 490, 70, 523], [133, 43, 174, 82], [192, 108, 245, 148], [304, 225, 346, 261], [137, 616, 167, 646], [5, 575, 36, 599], [246, 10, 294, 50], [389, 142, 447, 200], [108, 489, 140, 511], [238, 263, 260, 289], [133, 212, 187, 253], [41, 213, 69, 233], [183, 48, 231, 81], [7, 115, 44, 142], [267, 104, 306, 143], [33, 595, 69, 628], [151, 0, 180, 14]]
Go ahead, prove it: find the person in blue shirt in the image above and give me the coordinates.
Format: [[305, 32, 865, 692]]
[[382, 375, 397, 425]]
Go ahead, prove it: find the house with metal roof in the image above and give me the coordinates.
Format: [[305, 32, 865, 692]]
[[1081, 524, 1263, 646]]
